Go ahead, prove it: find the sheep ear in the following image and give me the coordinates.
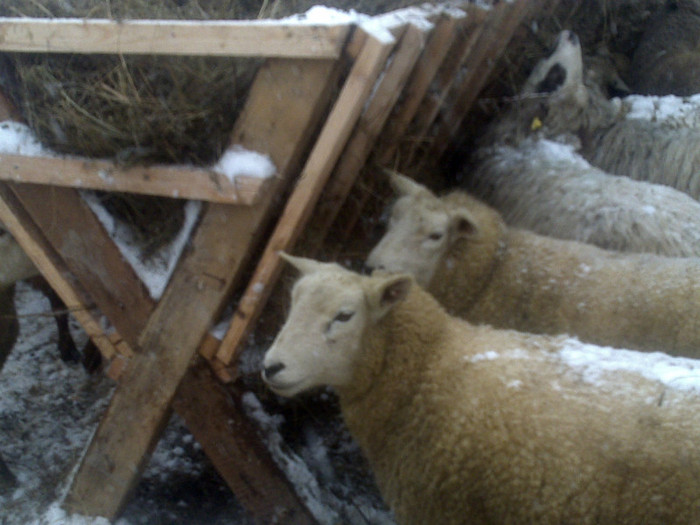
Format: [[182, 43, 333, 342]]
[[449, 210, 478, 240], [385, 170, 427, 197], [368, 274, 413, 320], [279, 252, 328, 275]]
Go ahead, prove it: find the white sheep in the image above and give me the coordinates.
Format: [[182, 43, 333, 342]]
[[262, 253, 700, 525], [467, 137, 700, 257], [366, 173, 700, 358], [488, 29, 700, 201], [0, 225, 84, 366]]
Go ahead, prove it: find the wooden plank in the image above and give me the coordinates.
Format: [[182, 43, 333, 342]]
[[0, 153, 271, 204], [410, 5, 490, 139], [10, 184, 154, 346], [173, 359, 318, 524], [63, 56, 340, 521], [216, 30, 396, 367], [0, 183, 122, 363], [0, 17, 351, 58], [430, 0, 533, 158], [381, 13, 464, 148], [301, 23, 427, 255], [325, 13, 467, 250]]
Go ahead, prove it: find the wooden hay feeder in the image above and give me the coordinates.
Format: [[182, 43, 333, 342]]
[[0, 1, 557, 521]]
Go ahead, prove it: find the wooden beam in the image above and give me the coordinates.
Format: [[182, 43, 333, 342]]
[[10, 184, 154, 346], [301, 23, 427, 256], [382, 12, 465, 148], [63, 56, 340, 521], [216, 30, 396, 367], [409, 5, 490, 140], [430, 0, 534, 158], [0, 17, 351, 58], [173, 359, 319, 524], [0, 153, 271, 204], [324, 13, 468, 251]]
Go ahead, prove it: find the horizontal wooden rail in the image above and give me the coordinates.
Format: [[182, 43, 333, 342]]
[[0, 17, 352, 58], [0, 153, 271, 204]]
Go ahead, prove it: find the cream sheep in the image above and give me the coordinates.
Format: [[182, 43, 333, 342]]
[[366, 173, 700, 358], [630, 0, 700, 96], [0, 226, 85, 366], [262, 254, 700, 525], [467, 137, 700, 257], [488, 29, 700, 201]]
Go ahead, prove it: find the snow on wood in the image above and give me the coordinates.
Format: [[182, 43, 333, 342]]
[[0, 121, 272, 205], [81, 195, 201, 300]]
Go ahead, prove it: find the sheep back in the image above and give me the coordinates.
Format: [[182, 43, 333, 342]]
[[467, 138, 700, 257], [341, 283, 700, 525], [426, 193, 700, 358]]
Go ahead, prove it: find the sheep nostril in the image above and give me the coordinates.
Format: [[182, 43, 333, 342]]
[[263, 362, 285, 380]]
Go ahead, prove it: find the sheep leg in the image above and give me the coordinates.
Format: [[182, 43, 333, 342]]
[[33, 279, 81, 364], [0, 284, 19, 371]]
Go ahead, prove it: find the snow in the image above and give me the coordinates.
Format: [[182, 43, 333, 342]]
[[212, 146, 277, 183], [624, 93, 700, 127], [559, 338, 700, 393], [81, 194, 201, 300], [0, 121, 50, 157]]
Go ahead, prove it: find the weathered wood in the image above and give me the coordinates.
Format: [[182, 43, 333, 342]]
[[216, 30, 396, 367], [431, 0, 534, 158], [10, 184, 154, 346], [173, 359, 318, 524], [301, 23, 427, 255], [410, 4, 490, 140], [0, 183, 122, 363], [0, 17, 351, 58], [382, 13, 464, 148], [327, 13, 467, 250], [63, 56, 340, 521], [0, 153, 271, 204]]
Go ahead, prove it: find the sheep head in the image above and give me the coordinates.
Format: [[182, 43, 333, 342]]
[[366, 172, 478, 288], [261, 253, 412, 397]]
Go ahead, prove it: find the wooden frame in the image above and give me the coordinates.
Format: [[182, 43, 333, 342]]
[[0, 1, 552, 521]]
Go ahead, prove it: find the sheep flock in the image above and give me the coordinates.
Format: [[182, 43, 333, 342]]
[[262, 3, 700, 524]]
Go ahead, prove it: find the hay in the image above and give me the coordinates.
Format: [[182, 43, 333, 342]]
[[0, 0, 425, 252]]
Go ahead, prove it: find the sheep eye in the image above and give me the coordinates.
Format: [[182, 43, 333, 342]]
[[428, 232, 443, 241], [333, 311, 355, 323]]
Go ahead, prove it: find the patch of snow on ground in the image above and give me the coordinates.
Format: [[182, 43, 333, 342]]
[[212, 146, 276, 183], [81, 194, 201, 300]]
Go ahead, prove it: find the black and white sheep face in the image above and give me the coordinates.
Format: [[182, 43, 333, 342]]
[[523, 30, 584, 97], [261, 255, 411, 397]]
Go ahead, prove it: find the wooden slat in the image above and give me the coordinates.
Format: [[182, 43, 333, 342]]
[[215, 30, 396, 367], [0, 17, 351, 58], [0, 153, 271, 204], [325, 13, 467, 250], [0, 183, 122, 364], [301, 23, 427, 255], [10, 184, 154, 346], [63, 56, 340, 521], [430, 0, 534, 158], [409, 5, 490, 140], [381, 13, 464, 147], [173, 359, 319, 524]]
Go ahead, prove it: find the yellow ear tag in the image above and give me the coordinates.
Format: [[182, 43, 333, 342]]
[[530, 116, 543, 131]]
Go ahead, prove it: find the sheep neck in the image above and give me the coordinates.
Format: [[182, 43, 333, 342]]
[[429, 196, 508, 317], [336, 285, 450, 464]]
